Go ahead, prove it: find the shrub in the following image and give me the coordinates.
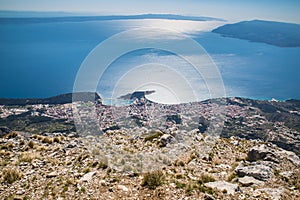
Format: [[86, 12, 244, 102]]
[[208, 152, 214, 161], [0, 142, 14, 150], [141, 170, 164, 189], [19, 140, 25, 146], [174, 160, 185, 167], [199, 185, 214, 195], [289, 171, 300, 190], [144, 131, 163, 142], [5, 132, 18, 139], [98, 156, 109, 169], [42, 137, 53, 144], [175, 181, 186, 188], [227, 172, 237, 182], [0, 150, 11, 157], [2, 168, 23, 184], [28, 140, 35, 148], [53, 137, 61, 143], [198, 174, 215, 185], [77, 153, 90, 162], [82, 167, 90, 174]]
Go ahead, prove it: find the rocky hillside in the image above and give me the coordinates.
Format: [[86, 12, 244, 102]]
[[0, 130, 299, 199], [0, 95, 299, 199]]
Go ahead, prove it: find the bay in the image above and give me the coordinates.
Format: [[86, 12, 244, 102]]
[[0, 19, 299, 101]]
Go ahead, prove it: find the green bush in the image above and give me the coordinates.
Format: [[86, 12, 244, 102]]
[[144, 131, 163, 142], [141, 170, 164, 189], [198, 174, 215, 185]]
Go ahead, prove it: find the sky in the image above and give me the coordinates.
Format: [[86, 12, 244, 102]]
[[0, 0, 299, 23]]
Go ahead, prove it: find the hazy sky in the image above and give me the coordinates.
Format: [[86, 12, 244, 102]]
[[0, 0, 299, 23]]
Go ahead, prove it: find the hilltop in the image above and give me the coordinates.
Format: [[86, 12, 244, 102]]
[[212, 20, 300, 47], [0, 92, 100, 106]]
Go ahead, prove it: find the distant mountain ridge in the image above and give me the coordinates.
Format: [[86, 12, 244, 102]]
[[0, 13, 224, 24], [212, 20, 300, 47], [1, 92, 299, 106], [0, 92, 101, 106]]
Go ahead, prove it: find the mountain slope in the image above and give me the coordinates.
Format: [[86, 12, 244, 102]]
[[212, 20, 300, 47], [0, 14, 224, 24]]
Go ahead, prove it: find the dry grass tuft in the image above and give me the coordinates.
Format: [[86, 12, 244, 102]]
[[53, 137, 61, 143], [1, 168, 23, 184], [5, 131, 19, 139], [42, 136, 53, 144], [28, 140, 35, 148], [198, 173, 216, 185], [0, 142, 14, 150], [19, 152, 39, 163]]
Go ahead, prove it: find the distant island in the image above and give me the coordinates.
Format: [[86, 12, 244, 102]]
[[212, 20, 300, 47], [119, 90, 156, 100], [0, 13, 224, 24]]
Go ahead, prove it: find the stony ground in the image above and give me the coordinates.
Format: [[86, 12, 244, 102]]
[[0, 130, 299, 200]]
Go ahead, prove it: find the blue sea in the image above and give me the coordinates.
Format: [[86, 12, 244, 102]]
[[0, 18, 299, 101]]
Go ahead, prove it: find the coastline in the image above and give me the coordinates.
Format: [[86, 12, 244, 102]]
[[0, 92, 298, 106]]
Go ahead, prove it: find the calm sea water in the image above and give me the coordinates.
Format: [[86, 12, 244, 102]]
[[0, 19, 299, 101]]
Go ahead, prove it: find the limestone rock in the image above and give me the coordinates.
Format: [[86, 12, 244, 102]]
[[80, 171, 96, 182], [248, 144, 300, 167], [238, 176, 263, 186], [159, 134, 173, 147], [117, 184, 129, 192], [46, 171, 59, 178], [204, 181, 240, 195], [276, 149, 300, 167], [65, 141, 78, 149], [247, 144, 278, 163], [236, 164, 273, 181], [279, 171, 293, 179], [255, 188, 285, 200]]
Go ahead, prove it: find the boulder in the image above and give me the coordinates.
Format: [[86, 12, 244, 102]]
[[117, 184, 129, 192], [247, 144, 278, 163], [159, 134, 173, 147], [247, 144, 300, 167], [236, 164, 273, 181], [204, 181, 240, 195], [65, 141, 78, 149], [276, 149, 300, 167], [238, 176, 263, 186]]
